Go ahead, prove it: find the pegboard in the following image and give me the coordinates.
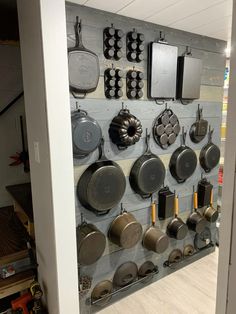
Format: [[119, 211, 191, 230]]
[[66, 3, 226, 313]]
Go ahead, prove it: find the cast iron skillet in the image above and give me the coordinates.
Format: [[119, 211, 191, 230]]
[[199, 127, 220, 173], [68, 16, 99, 98], [129, 131, 165, 198], [169, 127, 197, 183], [77, 138, 126, 214]]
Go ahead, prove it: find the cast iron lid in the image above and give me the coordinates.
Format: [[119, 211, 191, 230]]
[[77, 138, 126, 213], [109, 107, 143, 149], [199, 127, 220, 172], [189, 105, 208, 143], [169, 127, 197, 183], [71, 109, 102, 158], [129, 131, 166, 198], [77, 223, 106, 266], [113, 261, 138, 288], [138, 261, 156, 278], [153, 107, 180, 149], [91, 280, 113, 306], [68, 17, 99, 97]]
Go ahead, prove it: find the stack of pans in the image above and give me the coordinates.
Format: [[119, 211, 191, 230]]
[[153, 108, 180, 149]]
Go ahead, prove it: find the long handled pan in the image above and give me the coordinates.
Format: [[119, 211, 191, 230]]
[[167, 195, 188, 240], [68, 16, 100, 98], [143, 198, 169, 253], [129, 130, 165, 198], [204, 188, 219, 223], [77, 138, 126, 214], [187, 188, 207, 234]]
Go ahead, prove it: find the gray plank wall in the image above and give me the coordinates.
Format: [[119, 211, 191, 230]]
[[66, 3, 226, 313]]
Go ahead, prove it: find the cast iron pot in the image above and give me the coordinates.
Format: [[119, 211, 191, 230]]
[[199, 127, 220, 173], [68, 17, 99, 98], [203, 189, 219, 223], [109, 108, 143, 149], [130, 131, 165, 198], [143, 200, 169, 253], [71, 109, 102, 158], [169, 127, 197, 183], [113, 261, 138, 288], [77, 223, 106, 266], [167, 196, 188, 240], [108, 205, 142, 249], [77, 138, 126, 214]]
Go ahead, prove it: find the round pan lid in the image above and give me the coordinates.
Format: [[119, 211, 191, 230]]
[[72, 110, 102, 157], [91, 280, 113, 306], [113, 261, 138, 288]]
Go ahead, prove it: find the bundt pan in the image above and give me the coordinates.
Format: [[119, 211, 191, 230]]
[[109, 108, 143, 149]]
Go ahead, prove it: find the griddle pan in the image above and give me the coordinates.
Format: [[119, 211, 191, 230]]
[[68, 16, 99, 98]]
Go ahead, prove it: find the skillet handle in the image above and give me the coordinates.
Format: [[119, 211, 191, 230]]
[[151, 202, 156, 226], [174, 196, 179, 217], [210, 189, 213, 206], [71, 91, 87, 99], [194, 192, 198, 210]]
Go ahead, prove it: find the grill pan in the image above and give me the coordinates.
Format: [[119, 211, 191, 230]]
[[68, 16, 99, 98]]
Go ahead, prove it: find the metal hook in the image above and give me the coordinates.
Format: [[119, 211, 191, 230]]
[[120, 203, 125, 214]]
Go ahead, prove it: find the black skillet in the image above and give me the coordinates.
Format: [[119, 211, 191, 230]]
[[169, 127, 197, 183], [68, 16, 99, 98], [129, 130, 165, 198], [199, 127, 220, 173], [77, 138, 126, 214]]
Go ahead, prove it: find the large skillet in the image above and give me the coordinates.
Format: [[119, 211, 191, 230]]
[[169, 127, 197, 183], [130, 131, 165, 198], [68, 16, 99, 98], [199, 127, 220, 173], [77, 138, 126, 214]]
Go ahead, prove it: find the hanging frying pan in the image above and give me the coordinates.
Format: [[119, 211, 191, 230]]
[[77, 221, 106, 265], [189, 105, 208, 143], [143, 198, 169, 253], [169, 127, 197, 183], [204, 188, 219, 223], [113, 261, 138, 288], [108, 204, 142, 249], [167, 195, 188, 240], [129, 131, 165, 198], [199, 127, 220, 173], [71, 109, 102, 158], [68, 16, 99, 98], [187, 189, 207, 234], [77, 138, 126, 214]]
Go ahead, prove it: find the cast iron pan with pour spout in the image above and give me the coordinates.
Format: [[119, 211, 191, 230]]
[[187, 189, 207, 234], [129, 130, 165, 198], [77, 138, 126, 214], [68, 16, 99, 98], [169, 127, 197, 183], [199, 126, 220, 173]]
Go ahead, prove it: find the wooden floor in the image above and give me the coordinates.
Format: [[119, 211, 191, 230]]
[[99, 249, 218, 314]]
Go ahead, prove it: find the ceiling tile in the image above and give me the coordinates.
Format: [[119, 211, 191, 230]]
[[116, 0, 179, 19], [146, 0, 225, 26], [170, 0, 232, 31], [84, 0, 135, 13]]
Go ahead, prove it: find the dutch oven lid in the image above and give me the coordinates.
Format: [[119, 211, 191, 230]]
[[72, 110, 102, 157], [169, 128, 197, 182], [91, 280, 113, 306], [200, 127, 220, 172], [138, 261, 156, 277], [113, 261, 138, 288], [77, 223, 106, 265]]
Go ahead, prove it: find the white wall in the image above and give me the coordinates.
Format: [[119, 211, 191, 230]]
[[17, 0, 79, 313], [0, 44, 30, 207]]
